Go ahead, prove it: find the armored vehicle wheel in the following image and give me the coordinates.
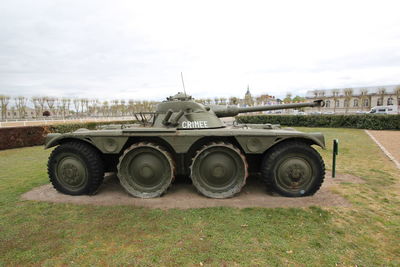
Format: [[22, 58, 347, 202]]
[[190, 142, 248, 198], [117, 142, 175, 198], [47, 141, 104, 195], [261, 141, 325, 197]]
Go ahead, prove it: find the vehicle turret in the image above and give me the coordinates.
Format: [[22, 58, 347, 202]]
[[153, 92, 323, 129]]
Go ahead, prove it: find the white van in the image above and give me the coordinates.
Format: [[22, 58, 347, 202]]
[[369, 106, 398, 114]]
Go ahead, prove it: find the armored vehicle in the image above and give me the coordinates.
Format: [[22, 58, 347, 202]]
[[45, 93, 326, 199]]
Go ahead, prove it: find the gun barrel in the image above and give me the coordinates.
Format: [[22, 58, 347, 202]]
[[212, 100, 324, 117]]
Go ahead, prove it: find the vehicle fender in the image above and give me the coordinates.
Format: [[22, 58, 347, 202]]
[[44, 133, 65, 149], [235, 133, 325, 154], [44, 133, 128, 154], [273, 134, 326, 151]]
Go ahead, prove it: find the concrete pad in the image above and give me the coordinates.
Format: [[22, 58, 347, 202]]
[[21, 173, 363, 209]]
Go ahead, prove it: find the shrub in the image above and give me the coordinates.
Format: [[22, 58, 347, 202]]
[[236, 114, 400, 130], [0, 126, 51, 150]]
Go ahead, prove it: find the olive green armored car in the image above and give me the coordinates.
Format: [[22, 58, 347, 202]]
[[45, 92, 326, 199]]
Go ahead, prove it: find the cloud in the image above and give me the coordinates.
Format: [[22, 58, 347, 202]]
[[0, 0, 400, 101]]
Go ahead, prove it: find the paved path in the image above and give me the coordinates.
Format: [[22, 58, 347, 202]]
[[366, 130, 400, 169]]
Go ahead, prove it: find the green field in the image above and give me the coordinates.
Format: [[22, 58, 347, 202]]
[[1, 128, 399, 266]]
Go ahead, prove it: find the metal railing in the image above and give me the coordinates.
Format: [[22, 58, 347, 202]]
[[0, 116, 137, 128]]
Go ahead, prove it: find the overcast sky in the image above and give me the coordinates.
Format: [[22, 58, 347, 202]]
[[1, 0, 400, 101]]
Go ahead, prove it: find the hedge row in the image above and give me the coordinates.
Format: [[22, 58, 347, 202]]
[[236, 114, 400, 130], [0, 126, 51, 151], [0, 120, 136, 150]]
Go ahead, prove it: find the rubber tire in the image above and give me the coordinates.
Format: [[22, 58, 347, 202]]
[[117, 142, 176, 198], [190, 142, 248, 199], [261, 141, 325, 197], [48, 141, 104, 195]]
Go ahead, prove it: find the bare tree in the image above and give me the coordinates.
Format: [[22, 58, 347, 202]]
[[142, 100, 150, 111], [84, 99, 90, 115], [149, 101, 157, 111], [111, 100, 119, 116], [14, 96, 27, 119], [332, 89, 340, 113], [80, 99, 85, 114], [37, 97, 47, 116], [127, 99, 135, 115], [90, 99, 99, 116], [343, 88, 353, 113], [396, 86, 400, 114], [60, 98, 71, 118], [54, 98, 61, 117], [359, 89, 369, 111], [79, 98, 89, 115], [378, 87, 386, 106], [0, 95, 10, 120], [46, 97, 56, 117], [73, 99, 80, 116], [120, 99, 126, 116], [101, 101, 109, 116], [31, 97, 41, 118]]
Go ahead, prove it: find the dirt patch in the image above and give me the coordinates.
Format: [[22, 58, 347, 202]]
[[21, 173, 363, 209]]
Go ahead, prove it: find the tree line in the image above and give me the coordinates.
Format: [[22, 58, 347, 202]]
[[0, 93, 280, 120], [0, 96, 159, 120]]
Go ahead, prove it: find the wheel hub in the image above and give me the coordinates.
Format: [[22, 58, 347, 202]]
[[278, 157, 312, 189], [199, 152, 235, 186], [287, 164, 305, 181], [139, 164, 154, 179], [211, 165, 226, 178], [61, 163, 79, 184], [128, 153, 164, 187], [57, 156, 86, 188]]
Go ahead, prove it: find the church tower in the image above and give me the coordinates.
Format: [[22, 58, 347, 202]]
[[244, 85, 254, 106]]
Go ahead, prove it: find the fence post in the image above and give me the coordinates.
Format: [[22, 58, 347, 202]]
[[332, 139, 339, 178]]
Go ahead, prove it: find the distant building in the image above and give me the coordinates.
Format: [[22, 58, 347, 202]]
[[239, 86, 279, 114], [6, 107, 37, 119], [242, 86, 277, 106], [306, 84, 400, 113], [244, 85, 254, 107]]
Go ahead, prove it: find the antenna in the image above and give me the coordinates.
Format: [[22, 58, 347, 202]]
[[181, 72, 187, 96]]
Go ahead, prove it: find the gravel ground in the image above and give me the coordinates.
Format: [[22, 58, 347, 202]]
[[367, 130, 400, 168], [22, 173, 363, 209]]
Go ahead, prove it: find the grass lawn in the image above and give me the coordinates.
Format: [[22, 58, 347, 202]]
[[0, 128, 399, 266]]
